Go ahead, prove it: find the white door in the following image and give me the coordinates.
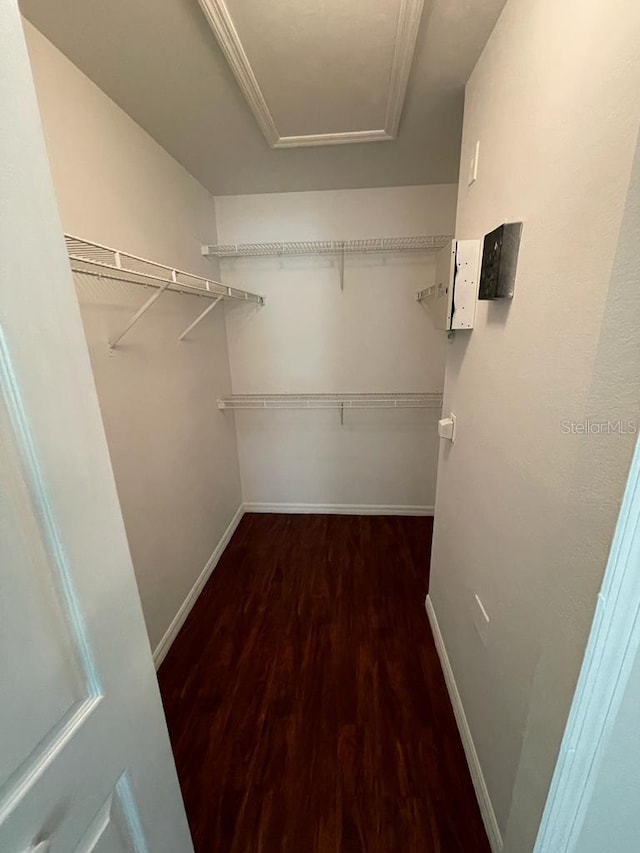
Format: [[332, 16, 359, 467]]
[[0, 3, 194, 851]]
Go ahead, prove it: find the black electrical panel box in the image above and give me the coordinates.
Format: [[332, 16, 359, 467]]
[[478, 222, 523, 300]]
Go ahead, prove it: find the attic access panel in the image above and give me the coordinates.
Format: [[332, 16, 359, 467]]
[[478, 222, 523, 299]]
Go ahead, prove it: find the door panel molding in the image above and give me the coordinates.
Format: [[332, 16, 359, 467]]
[[73, 774, 148, 853], [0, 327, 103, 821]]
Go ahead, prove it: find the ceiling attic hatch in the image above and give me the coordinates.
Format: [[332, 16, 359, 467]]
[[195, 0, 425, 147]]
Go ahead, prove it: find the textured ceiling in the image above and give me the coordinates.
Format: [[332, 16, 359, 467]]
[[20, 0, 506, 196]]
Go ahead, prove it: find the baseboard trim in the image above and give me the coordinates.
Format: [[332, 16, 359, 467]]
[[152, 504, 245, 669], [243, 502, 434, 517], [425, 594, 503, 852]]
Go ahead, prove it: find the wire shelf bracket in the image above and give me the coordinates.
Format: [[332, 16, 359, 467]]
[[178, 295, 223, 341], [65, 235, 265, 348], [416, 284, 437, 302]]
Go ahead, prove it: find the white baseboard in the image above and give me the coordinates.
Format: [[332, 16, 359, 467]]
[[243, 502, 434, 516], [152, 504, 245, 669], [425, 594, 503, 852]]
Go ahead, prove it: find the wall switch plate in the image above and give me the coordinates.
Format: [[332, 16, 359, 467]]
[[473, 594, 490, 646], [468, 140, 480, 186], [438, 413, 456, 442]]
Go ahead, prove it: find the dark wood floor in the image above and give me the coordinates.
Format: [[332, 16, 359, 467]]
[[158, 514, 490, 853]]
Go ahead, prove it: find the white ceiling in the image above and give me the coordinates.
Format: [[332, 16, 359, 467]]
[[20, 0, 506, 196]]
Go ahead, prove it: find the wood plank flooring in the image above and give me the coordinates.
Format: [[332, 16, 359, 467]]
[[158, 514, 490, 853]]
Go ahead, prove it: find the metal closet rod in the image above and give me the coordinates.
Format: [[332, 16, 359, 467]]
[[65, 234, 264, 347]]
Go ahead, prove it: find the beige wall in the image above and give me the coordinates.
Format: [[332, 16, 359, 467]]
[[429, 0, 640, 850], [215, 185, 456, 509], [24, 21, 242, 654]]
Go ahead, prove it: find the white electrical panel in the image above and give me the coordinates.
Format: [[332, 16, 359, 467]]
[[419, 239, 481, 331]]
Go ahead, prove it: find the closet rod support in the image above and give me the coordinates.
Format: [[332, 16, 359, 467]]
[[109, 274, 175, 348], [178, 295, 223, 341]]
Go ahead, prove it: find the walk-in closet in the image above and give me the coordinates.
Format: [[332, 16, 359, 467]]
[[4, 0, 640, 851]]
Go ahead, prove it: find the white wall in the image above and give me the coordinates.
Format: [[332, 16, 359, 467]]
[[214, 185, 457, 509], [24, 21, 242, 654], [569, 133, 640, 853], [535, 119, 640, 853], [428, 0, 640, 850]]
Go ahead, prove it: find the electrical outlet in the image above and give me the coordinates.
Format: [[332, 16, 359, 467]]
[[468, 140, 480, 187], [473, 594, 490, 645]]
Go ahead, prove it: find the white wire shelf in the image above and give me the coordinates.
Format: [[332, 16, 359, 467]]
[[67, 236, 265, 303], [202, 236, 453, 258], [66, 235, 265, 347], [218, 393, 443, 410]]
